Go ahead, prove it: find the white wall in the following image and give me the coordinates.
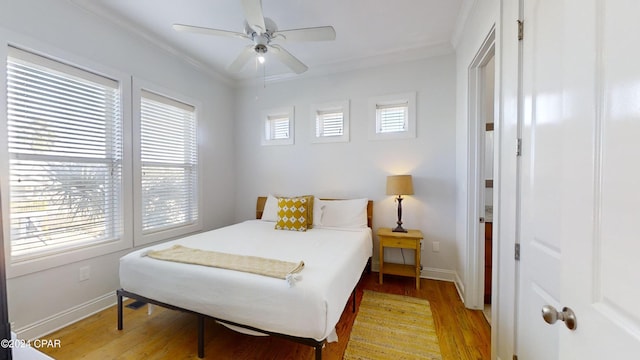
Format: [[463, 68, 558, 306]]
[[233, 55, 457, 278], [0, 0, 236, 338]]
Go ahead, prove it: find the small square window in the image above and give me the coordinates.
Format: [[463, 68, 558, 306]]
[[376, 103, 408, 133], [268, 115, 290, 140], [262, 107, 294, 146], [369, 92, 416, 140], [311, 100, 350, 143]]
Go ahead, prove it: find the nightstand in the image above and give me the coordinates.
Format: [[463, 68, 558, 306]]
[[378, 227, 423, 289]]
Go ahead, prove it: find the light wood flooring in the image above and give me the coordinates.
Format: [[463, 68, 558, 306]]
[[40, 272, 490, 359]]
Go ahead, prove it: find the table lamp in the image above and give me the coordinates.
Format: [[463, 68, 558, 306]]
[[386, 175, 414, 232]]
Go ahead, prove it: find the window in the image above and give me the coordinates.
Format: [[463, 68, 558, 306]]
[[6, 47, 123, 260], [139, 89, 198, 236], [261, 107, 294, 145], [317, 111, 342, 136], [268, 115, 290, 140], [376, 103, 408, 133], [369, 92, 417, 140], [311, 100, 349, 143]]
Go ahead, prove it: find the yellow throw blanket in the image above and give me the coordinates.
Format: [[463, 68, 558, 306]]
[[147, 245, 305, 282]]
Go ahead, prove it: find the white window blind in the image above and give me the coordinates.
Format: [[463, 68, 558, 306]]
[[267, 115, 289, 140], [376, 102, 408, 133], [7, 47, 123, 259], [310, 101, 349, 144], [315, 110, 344, 137], [261, 107, 294, 146], [140, 90, 198, 233]]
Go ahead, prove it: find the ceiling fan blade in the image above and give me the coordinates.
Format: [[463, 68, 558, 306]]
[[173, 24, 248, 39], [228, 45, 256, 73], [241, 0, 266, 33], [275, 26, 336, 42], [269, 44, 308, 74]]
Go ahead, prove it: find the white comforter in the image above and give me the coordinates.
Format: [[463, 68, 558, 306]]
[[119, 220, 372, 341]]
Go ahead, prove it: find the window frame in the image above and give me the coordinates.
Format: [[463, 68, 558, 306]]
[[368, 92, 417, 140], [132, 78, 202, 246], [1, 41, 133, 278], [310, 100, 350, 144], [261, 106, 294, 146]]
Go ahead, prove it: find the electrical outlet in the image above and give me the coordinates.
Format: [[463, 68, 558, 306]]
[[432, 241, 440, 252], [79, 266, 90, 281]]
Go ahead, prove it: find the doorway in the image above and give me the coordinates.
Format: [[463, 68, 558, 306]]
[[465, 27, 496, 318], [480, 55, 495, 323]]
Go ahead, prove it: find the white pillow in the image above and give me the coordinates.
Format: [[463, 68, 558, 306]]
[[317, 198, 368, 228], [261, 194, 279, 221], [313, 198, 324, 225]]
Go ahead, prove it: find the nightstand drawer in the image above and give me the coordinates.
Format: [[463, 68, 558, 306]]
[[381, 237, 419, 249]]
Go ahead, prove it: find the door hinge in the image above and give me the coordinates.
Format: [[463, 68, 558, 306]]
[[516, 138, 522, 156], [515, 243, 521, 261], [517, 19, 524, 41]]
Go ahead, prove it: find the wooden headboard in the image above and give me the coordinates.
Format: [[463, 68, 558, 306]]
[[256, 196, 374, 228]]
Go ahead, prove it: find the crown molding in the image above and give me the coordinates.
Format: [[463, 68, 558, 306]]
[[68, 0, 235, 86], [237, 41, 455, 87]]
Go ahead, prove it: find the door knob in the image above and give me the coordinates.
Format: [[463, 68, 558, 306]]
[[541, 305, 577, 330]]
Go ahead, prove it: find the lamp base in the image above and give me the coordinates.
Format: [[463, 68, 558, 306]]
[[392, 225, 408, 233], [392, 196, 408, 232]]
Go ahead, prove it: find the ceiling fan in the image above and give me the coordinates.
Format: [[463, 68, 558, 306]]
[[173, 0, 336, 74]]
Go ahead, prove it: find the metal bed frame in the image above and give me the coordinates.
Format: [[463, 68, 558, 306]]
[[116, 283, 362, 360]]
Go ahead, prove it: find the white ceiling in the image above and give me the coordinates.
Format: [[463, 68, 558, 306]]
[[71, 0, 465, 82]]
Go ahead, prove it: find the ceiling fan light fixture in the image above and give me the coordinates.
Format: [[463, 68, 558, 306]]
[[254, 43, 267, 64], [254, 44, 267, 54]]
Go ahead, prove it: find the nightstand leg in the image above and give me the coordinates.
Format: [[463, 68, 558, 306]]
[[379, 243, 384, 284], [416, 246, 420, 290]]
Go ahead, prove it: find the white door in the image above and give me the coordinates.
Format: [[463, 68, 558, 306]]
[[517, 0, 640, 358]]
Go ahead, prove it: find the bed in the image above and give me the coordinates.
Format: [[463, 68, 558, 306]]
[[116, 196, 373, 359]]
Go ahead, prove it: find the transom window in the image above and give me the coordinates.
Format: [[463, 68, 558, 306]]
[[376, 103, 408, 133], [262, 107, 294, 146], [369, 92, 417, 140], [316, 111, 343, 137], [311, 100, 349, 143], [267, 114, 290, 140]]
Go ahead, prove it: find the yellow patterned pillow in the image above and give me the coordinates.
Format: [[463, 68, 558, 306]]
[[275, 197, 308, 231]]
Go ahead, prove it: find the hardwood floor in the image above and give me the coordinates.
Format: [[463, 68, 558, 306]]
[[40, 272, 490, 359]]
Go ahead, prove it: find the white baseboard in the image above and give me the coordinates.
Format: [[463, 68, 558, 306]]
[[14, 292, 116, 340], [373, 262, 460, 286], [454, 272, 465, 302], [421, 267, 457, 282]]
